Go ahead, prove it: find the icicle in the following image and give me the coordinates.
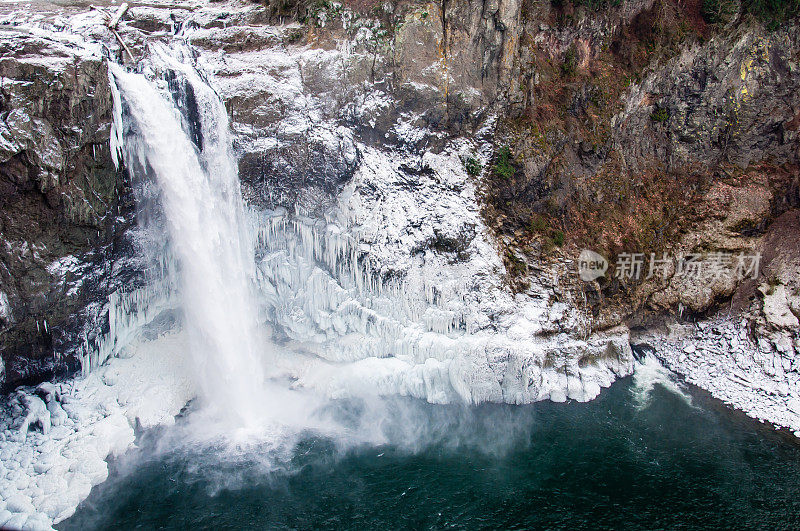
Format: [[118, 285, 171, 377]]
[[108, 68, 124, 171]]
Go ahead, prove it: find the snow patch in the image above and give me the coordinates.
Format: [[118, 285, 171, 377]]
[[0, 331, 193, 529]]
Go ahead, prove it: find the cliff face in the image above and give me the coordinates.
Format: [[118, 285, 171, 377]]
[[0, 24, 134, 389], [216, 0, 800, 370], [0, 0, 798, 428], [472, 0, 800, 428], [513, 2, 800, 366], [484, 2, 800, 328], [179, 0, 527, 212]]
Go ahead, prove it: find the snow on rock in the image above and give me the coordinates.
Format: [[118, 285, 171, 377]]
[[251, 142, 635, 406], [762, 285, 800, 330], [642, 319, 800, 436], [0, 332, 193, 529], [17, 396, 50, 440]]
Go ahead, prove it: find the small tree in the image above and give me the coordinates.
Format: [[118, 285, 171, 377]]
[[493, 146, 516, 179]]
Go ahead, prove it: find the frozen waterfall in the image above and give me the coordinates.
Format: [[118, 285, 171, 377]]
[[95, 45, 633, 417], [109, 52, 266, 427]]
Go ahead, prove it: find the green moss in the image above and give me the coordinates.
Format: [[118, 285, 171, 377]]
[[528, 215, 564, 252], [762, 274, 780, 295], [553, 0, 622, 10], [561, 45, 578, 77], [286, 27, 305, 43], [588, 87, 606, 108], [504, 249, 527, 276], [531, 124, 549, 152], [463, 156, 482, 177], [303, 0, 343, 26], [703, 0, 799, 27], [528, 214, 549, 234]]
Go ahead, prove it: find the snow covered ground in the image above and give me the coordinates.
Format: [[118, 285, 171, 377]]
[[0, 332, 193, 529], [644, 320, 800, 437]]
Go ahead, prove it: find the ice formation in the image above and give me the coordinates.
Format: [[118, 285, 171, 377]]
[[0, 331, 193, 529], [249, 186, 634, 406], [2, 3, 800, 529], [78, 264, 179, 376]]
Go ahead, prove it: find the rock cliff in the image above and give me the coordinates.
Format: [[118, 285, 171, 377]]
[[0, 22, 131, 389]]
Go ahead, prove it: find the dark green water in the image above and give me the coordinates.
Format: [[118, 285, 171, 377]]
[[60, 376, 800, 530]]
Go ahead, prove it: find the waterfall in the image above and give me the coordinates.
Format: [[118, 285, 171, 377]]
[[109, 52, 266, 427]]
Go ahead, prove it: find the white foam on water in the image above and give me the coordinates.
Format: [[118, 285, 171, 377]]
[[631, 354, 694, 410]]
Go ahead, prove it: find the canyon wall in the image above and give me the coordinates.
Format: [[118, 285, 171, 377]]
[[0, 0, 797, 427]]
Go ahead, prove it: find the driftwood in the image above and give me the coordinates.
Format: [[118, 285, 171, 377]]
[[109, 3, 129, 28], [90, 3, 134, 61]]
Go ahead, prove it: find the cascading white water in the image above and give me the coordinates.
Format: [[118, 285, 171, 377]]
[[110, 54, 266, 428]]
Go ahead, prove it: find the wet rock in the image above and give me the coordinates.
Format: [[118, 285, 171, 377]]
[[0, 25, 129, 389]]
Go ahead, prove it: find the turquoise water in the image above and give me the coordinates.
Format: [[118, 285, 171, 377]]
[[60, 376, 800, 530]]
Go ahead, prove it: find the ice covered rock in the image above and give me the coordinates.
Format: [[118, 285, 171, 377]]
[[34, 384, 60, 405], [0, 509, 12, 527], [45, 401, 68, 429], [0, 17, 124, 390], [549, 389, 567, 403], [642, 317, 800, 436], [6, 494, 36, 514], [761, 284, 800, 330], [0, 331, 193, 528], [17, 396, 51, 440], [23, 512, 54, 531], [4, 513, 28, 530]]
